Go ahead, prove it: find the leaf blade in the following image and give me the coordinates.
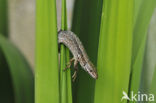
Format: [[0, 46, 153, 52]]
[[94, 0, 133, 103], [0, 34, 34, 103], [35, 0, 60, 103]]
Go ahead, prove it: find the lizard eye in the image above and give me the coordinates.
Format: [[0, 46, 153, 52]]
[[90, 70, 93, 72]]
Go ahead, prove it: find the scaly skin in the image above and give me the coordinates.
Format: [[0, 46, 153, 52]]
[[58, 30, 98, 79]]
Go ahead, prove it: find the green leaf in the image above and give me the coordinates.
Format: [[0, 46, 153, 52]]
[[35, 0, 60, 103], [60, 46, 67, 103], [94, 0, 133, 103], [0, 34, 34, 103], [60, 0, 72, 102], [129, 0, 156, 96], [71, 0, 102, 103], [0, 43, 14, 103], [140, 11, 156, 94]]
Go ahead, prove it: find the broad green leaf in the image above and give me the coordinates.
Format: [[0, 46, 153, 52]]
[[72, 0, 102, 103], [0, 45, 14, 103], [0, 34, 34, 103], [129, 0, 156, 96], [35, 0, 60, 103], [94, 0, 133, 103], [0, 0, 12, 102]]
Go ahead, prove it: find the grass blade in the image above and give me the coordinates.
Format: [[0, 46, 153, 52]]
[[60, 46, 67, 103], [94, 0, 133, 103], [60, 0, 72, 102], [35, 0, 60, 103]]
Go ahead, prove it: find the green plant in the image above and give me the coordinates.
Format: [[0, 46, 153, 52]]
[[35, 0, 59, 103], [94, 0, 133, 103], [71, 0, 102, 102], [0, 0, 156, 103], [129, 0, 156, 95], [0, 35, 34, 103], [60, 0, 72, 103], [72, 0, 156, 103]]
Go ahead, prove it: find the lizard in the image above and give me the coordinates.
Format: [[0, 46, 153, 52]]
[[58, 30, 98, 81]]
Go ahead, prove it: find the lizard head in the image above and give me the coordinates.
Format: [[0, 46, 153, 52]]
[[79, 56, 98, 79], [84, 61, 98, 79]]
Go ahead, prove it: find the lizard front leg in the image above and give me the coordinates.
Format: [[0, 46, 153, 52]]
[[64, 57, 75, 71]]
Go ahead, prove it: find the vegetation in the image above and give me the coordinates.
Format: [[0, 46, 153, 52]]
[[0, 0, 155, 103]]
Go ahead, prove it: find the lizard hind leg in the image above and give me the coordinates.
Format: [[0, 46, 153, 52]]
[[72, 59, 79, 82], [63, 57, 75, 71]]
